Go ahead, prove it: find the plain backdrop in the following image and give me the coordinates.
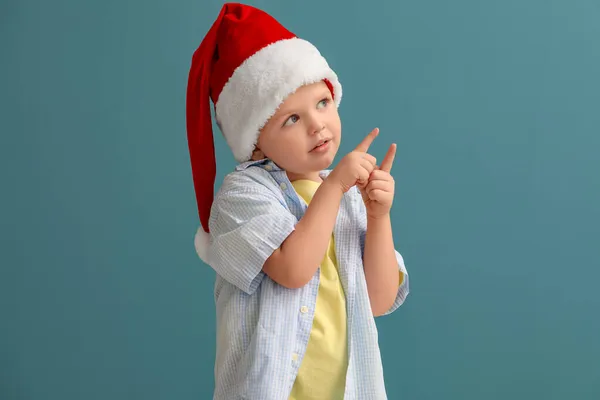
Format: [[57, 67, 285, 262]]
[[2, 0, 599, 398]]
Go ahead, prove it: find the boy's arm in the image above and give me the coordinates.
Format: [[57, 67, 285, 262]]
[[263, 129, 379, 288], [358, 143, 408, 316], [263, 179, 343, 288], [363, 213, 403, 316]]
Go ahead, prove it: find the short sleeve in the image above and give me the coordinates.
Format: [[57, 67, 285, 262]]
[[207, 174, 297, 295], [355, 187, 410, 315], [382, 250, 409, 315]]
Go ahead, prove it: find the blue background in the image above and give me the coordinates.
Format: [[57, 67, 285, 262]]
[[2, 0, 599, 398]]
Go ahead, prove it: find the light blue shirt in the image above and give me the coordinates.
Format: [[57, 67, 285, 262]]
[[206, 158, 409, 400]]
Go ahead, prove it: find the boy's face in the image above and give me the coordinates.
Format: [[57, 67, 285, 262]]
[[252, 81, 341, 182]]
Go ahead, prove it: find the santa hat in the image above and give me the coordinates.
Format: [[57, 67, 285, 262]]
[[186, 2, 342, 262]]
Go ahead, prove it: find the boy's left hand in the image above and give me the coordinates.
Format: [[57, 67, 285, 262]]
[[358, 143, 397, 219]]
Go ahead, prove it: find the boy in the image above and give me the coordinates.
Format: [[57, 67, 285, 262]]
[[186, 3, 409, 399]]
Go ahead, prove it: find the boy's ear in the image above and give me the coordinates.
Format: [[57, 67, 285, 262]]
[[251, 146, 265, 161]]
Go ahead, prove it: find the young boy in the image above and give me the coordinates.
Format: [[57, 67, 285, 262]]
[[186, 3, 409, 399]]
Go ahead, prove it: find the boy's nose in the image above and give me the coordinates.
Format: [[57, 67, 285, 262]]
[[311, 124, 325, 135], [308, 118, 325, 135]]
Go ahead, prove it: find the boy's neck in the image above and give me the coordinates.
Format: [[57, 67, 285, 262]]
[[286, 170, 323, 183]]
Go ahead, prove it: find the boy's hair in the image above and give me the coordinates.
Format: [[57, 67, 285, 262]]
[[186, 3, 343, 262]]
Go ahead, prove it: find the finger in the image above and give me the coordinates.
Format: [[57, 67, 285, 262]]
[[361, 153, 377, 167], [369, 169, 394, 182], [357, 161, 373, 185], [357, 181, 367, 192], [380, 143, 397, 173], [357, 183, 369, 202], [366, 179, 390, 194], [368, 189, 391, 203], [360, 158, 376, 176], [357, 168, 370, 185], [355, 128, 379, 152]]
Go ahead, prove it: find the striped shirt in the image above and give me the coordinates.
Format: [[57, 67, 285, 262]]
[[206, 158, 410, 399]]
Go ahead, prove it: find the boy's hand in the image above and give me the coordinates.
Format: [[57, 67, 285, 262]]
[[358, 142, 397, 219], [328, 128, 379, 193]]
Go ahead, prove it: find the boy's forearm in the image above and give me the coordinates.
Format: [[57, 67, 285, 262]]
[[263, 180, 343, 288], [363, 213, 400, 316]]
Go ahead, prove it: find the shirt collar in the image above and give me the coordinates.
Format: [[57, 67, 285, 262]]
[[235, 158, 282, 172], [234, 158, 332, 179]]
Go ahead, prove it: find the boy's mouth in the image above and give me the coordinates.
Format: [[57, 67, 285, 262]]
[[310, 138, 331, 152]]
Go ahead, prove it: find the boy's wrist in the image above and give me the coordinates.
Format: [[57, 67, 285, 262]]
[[321, 177, 346, 198], [367, 211, 391, 222]]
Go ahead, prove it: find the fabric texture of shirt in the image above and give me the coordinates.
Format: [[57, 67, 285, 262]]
[[206, 158, 410, 400], [288, 179, 348, 400]]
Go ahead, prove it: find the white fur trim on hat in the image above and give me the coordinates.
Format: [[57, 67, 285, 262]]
[[215, 37, 342, 163], [194, 226, 211, 263]]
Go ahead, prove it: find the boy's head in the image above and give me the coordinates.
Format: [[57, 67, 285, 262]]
[[187, 3, 343, 259], [251, 81, 342, 181]]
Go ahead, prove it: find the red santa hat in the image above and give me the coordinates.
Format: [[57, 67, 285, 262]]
[[186, 3, 342, 262]]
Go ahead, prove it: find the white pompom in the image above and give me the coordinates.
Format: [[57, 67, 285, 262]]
[[194, 226, 211, 263]]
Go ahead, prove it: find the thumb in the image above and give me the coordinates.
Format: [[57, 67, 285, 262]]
[[357, 181, 369, 202]]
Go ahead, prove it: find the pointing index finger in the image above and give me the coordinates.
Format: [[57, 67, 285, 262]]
[[380, 143, 397, 173], [355, 128, 379, 152]]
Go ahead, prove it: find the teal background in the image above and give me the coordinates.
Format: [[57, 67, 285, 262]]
[[2, 0, 599, 398]]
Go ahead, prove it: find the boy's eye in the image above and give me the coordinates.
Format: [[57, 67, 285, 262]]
[[282, 98, 329, 127], [283, 114, 299, 127], [317, 98, 330, 108]]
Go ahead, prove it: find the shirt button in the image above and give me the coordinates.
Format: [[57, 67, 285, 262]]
[[280, 182, 287, 191], [300, 306, 309, 314], [292, 353, 298, 361], [265, 165, 273, 171]]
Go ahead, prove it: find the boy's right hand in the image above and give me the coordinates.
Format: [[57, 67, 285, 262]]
[[328, 128, 379, 193]]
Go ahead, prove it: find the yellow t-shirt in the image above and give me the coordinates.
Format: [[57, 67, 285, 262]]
[[289, 179, 348, 400]]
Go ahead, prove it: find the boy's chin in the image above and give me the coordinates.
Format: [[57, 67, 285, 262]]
[[313, 154, 336, 170]]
